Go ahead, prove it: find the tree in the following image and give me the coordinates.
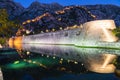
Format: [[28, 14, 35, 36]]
[[112, 28, 120, 38], [0, 9, 21, 38]]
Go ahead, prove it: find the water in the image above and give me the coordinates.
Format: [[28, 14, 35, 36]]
[[0, 44, 120, 80]]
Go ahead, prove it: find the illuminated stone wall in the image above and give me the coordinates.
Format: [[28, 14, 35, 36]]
[[22, 20, 118, 47], [76, 20, 118, 46]]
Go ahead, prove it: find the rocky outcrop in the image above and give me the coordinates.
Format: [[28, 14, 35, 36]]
[[18, 1, 63, 22], [22, 6, 95, 33], [0, 0, 120, 30], [0, 0, 63, 22], [0, 0, 24, 20], [22, 4, 120, 32], [84, 5, 120, 26]]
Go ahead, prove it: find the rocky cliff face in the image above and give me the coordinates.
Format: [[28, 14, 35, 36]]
[[22, 6, 95, 33], [23, 4, 120, 33], [85, 5, 120, 26], [0, 0, 120, 30], [0, 0, 63, 22], [18, 1, 63, 22], [0, 0, 24, 20]]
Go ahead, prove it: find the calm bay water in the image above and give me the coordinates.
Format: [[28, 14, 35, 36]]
[[0, 44, 120, 80]]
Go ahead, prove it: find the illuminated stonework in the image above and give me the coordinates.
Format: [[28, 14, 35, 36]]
[[82, 20, 118, 42], [22, 20, 119, 48]]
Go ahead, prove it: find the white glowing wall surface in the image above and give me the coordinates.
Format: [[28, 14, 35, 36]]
[[22, 20, 119, 47]]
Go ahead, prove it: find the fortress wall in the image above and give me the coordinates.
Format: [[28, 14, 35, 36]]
[[83, 20, 117, 42], [23, 28, 82, 44], [22, 20, 118, 47], [75, 20, 118, 46]]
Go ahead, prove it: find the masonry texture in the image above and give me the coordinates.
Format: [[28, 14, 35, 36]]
[[22, 20, 119, 48]]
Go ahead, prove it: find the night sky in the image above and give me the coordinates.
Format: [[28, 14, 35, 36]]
[[14, 0, 120, 8]]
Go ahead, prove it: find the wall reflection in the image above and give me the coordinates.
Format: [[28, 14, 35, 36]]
[[0, 68, 3, 80], [9, 43, 119, 74], [114, 56, 120, 78]]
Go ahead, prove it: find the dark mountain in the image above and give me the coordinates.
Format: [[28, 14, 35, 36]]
[[22, 4, 120, 33], [18, 1, 63, 22], [85, 5, 120, 26], [0, 0, 120, 32], [22, 6, 95, 33], [0, 0, 24, 20], [0, 0, 63, 22]]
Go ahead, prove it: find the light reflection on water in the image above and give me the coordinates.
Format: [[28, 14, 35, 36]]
[[22, 44, 118, 73], [0, 44, 120, 80], [0, 68, 3, 80]]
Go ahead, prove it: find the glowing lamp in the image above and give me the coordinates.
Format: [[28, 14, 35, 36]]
[[52, 29, 55, 32], [27, 20, 31, 23], [32, 19, 35, 22], [22, 22, 26, 25], [60, 27, 63, 30], [46, 30, 49, 32]]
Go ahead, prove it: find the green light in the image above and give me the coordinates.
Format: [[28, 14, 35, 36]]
[[7, 62, 27, 69], [14, 61, 19, 64], [4, 56, 61, 69], [5, 61, 37, 69]]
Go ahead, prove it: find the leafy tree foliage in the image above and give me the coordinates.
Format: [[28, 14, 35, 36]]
[[0, 9, 21, 38], [112, 28, 120, 38]]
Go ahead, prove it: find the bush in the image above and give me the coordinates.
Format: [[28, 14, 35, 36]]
[[0, 38, 6, 45], [112, 28, 120, 38]]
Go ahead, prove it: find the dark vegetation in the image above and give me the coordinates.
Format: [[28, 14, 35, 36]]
[[0, 9, 21, 45], [112, 28, 120, 38]]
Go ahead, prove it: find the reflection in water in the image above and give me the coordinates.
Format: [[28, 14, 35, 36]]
[[0, 50, 88, 80], [13, 43, 118, 73], [114, 57, 120, 78], [0, 43, 119, 80], [115, 69, 120, 78], [0, 68, 3, 80]]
